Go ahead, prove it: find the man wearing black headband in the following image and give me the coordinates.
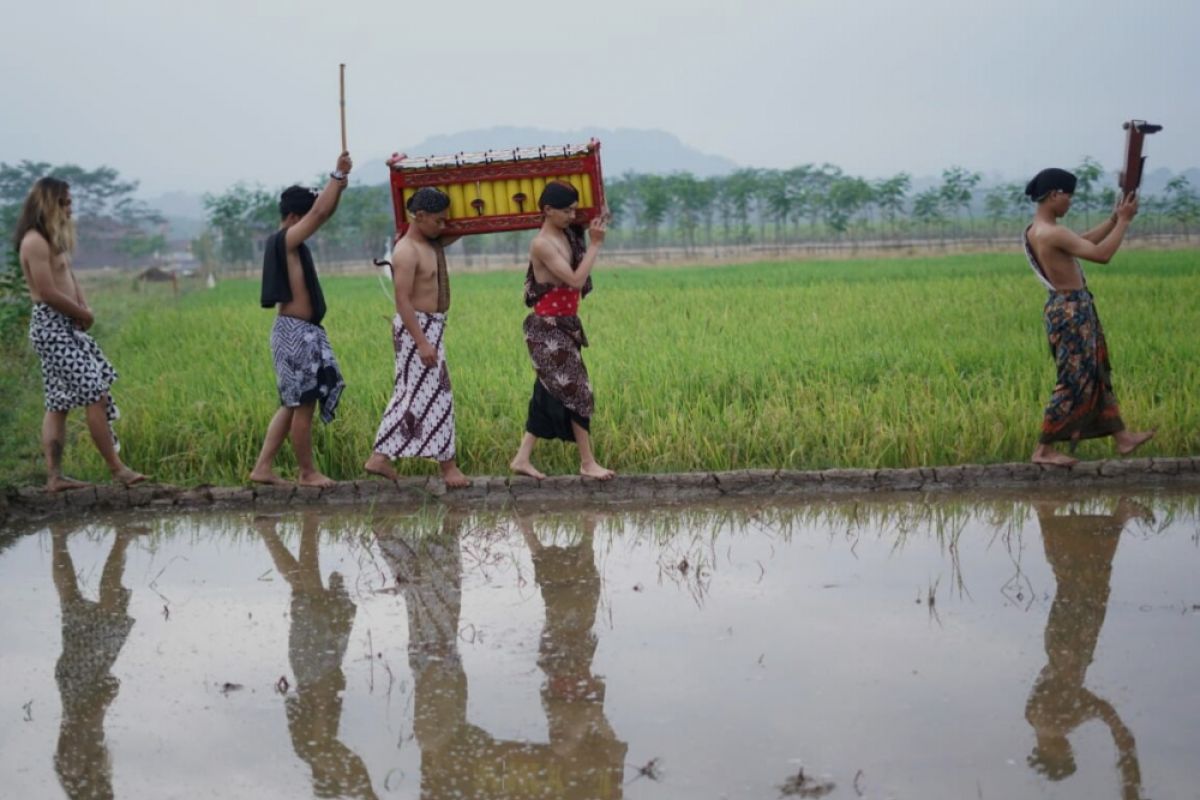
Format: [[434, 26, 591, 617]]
[[509, 180, 614, 481], [365, 186, 470, 489], [1021, 168, 1152, 466], [249, 150, 353, 488]]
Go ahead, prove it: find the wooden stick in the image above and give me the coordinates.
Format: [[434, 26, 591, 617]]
[[339, 63, 347, 153]]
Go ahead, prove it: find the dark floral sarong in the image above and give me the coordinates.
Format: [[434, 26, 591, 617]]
[[1040, 289, 1125, 446], [523, 226, 594, 441]]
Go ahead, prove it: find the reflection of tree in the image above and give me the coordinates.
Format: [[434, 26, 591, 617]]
[[52, 523, 138, 800], [1026, 499, 1150, 800], [258, 514, 377, 800], [375, 512, 626, 799]]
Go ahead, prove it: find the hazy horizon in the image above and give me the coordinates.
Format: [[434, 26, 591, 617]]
[[3, 0, 1196, 197]]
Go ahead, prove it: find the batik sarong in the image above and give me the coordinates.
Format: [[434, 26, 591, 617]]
[[522, 224, 594, 442], [523, 314, 593, 441], [270, 315, 345, 423], [29, 302, 120, 447], [1040, 289, 1125, 446], [373, 312, 455, 461]]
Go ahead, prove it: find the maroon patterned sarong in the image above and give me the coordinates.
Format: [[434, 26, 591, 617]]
[[1040, 290, 1125, 446]]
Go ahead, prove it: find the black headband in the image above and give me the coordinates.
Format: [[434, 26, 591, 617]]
[[1025, 168, 1077, 201], [539, 181, 579, 210], [407, 187, 451, 214]]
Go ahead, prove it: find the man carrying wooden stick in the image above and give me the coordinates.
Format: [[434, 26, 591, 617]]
[[1022, 167, 1153, 466], [249, 151, 353, 487]]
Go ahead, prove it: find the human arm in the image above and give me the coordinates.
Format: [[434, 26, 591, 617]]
[[1079, 211, 1119, 244], [21, 236, 93, 328], [284, 152, 354, 249], [530, 215, 607, 288], [1079, 193, 1133, 243], [390, 243, 438, 367], [1046, 193, 1138, 264]]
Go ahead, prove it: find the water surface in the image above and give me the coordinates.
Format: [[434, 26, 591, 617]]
[[1, 490, 1197, 799]]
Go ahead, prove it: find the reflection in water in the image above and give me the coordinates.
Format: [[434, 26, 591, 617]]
[[258, 514, 377, 799], [1026, 499, 1151, 800], [376, 512, 627, 799], [52, 523, 138, 800], [520, 515, 627, 795]]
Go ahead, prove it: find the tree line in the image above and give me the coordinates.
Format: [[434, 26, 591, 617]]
[[2, 156, 1197, 280], [197, 157, 1200, 268]]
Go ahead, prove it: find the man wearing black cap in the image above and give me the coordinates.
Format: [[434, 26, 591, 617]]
[[1022, 168, 1152, 466], [249, 151, 353, 488], [365, 186, 470, 489]]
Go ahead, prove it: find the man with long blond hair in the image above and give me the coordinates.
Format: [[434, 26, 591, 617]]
[[15, 177, 146, 491]]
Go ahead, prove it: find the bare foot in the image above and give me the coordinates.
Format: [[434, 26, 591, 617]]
[[509, 457, 546, 480], [1115, 429, 1155, 455], [1031, 446, 1078, 467], [249, 469, 292, 486], [364, 452, 400, 481], [46, 476, 92, 493], [440, 463, 471, 489], [297, 470, 336, 489], [580, 462, 615, 480], [112, 467, 149, 487]]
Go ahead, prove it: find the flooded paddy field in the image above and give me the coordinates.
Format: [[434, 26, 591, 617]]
[[1, 489, 1198, 799]]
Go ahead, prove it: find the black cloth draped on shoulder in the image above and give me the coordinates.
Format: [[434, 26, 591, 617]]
[[260, 229, 327, 326]]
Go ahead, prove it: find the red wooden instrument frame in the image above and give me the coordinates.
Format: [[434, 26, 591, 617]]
[[389, 142, 606, 238]]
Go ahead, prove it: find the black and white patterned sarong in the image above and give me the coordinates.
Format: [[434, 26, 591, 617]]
[[28, 303, 120, 446], [372, 312, 456, 461], [270, 315, 345, 423]]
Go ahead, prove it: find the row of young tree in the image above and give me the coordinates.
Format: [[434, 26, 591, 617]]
[[600, 158, 1200, 252], [2, 156, 1197, 278], [198, 157, 1200, 269]]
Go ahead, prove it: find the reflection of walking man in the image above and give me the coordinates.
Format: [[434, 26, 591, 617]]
[[257, 514, 376, 799], [376, 512, 627, 798], [521, 515, 627, 796], [1026, 498, 1151, 800], [51, 523, 140, 800]]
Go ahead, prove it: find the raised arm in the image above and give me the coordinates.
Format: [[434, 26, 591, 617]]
[[21, 235, 93, 328], [1046, 193, 1138, 264], [390, 242, 438, 367], [532, 216, 607, 289], [1079, 195, 1127, 244], [285, 152, 354, 249]]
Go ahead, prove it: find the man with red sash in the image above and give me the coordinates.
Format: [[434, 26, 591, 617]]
[[510, 181, 614, 480]]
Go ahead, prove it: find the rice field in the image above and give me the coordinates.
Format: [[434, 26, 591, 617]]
[[4, 249, 1199, 487]]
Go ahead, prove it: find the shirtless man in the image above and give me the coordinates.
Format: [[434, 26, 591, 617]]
[[1022, 167, 1154, 466], [365, 187, 469, 488], [249, 152, 352, 488], [15, 177, 146, 491], [509, 180, 614, 481]]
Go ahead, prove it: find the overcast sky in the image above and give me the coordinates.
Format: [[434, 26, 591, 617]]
[[3, 0, 1196, 196]]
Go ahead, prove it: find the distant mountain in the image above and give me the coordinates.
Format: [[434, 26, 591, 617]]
[[366, 126, 739, 182]]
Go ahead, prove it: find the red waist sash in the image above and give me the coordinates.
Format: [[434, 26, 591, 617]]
[[533, 286, 580, 316]]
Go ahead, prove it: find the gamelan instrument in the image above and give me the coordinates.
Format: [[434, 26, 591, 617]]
[[1118, 119, 1162, 197], [387, 139, 605, 237]]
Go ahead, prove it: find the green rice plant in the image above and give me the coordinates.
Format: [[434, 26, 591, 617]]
[[4, 249, 1198, 487]]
